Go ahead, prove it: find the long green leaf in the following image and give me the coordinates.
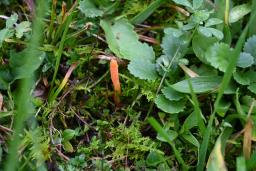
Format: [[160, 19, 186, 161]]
[[4, 1, 48, 170], [131, 0, 166, 24]]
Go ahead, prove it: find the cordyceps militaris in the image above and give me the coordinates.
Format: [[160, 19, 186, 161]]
[[110, 59, 121, 106]]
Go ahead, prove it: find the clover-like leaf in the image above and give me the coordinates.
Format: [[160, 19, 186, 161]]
[[155, 94, 185, 114], [161, 86, 184, 101], [79, 0, 104, 18], [237, 52, 254, 68], [128, 59, 157, 80], [205, 43, 233, 72], [244, 35, 256, 61], [205, 18, 223, 27]]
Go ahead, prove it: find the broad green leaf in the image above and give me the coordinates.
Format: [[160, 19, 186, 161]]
[[62, 129, 76, 141], [233, 71, 250, 85], [205, 43, 233, 72], [6, 13, 18, 28], [128, 59, 157, 80], [193, 0, 203, 9], [237, 52, 254, 68], [155, 94, 185, 114], [100, 20, 121, 57], [229, 3, 251, 23], [192, 33, 217, 64], [9, 49, 45, 79], [205, 18, 223, 27], [100, 19, 155, 61], [248, 83, 256, 94], [171, 76, 221, 93], [157, 129, 178, 142], [146, 151, 165, 167], [172, 0, 192, 8], [79, 0, 104, 18], [207, 139, 227, 171], [15, 21, 31, 38], [244, 35, 256, 61], [181, 132, 200, 147], [162, 86, 184, 101]]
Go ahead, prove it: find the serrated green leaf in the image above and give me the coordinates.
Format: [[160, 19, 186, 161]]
[[128, 59, 157, 80], [161, 28, 189, 59], [6, 13, 18, 28], [248, 83, 256, 94], [205, 43, 233, 72], [79, 0, 104, 18], [155, 94, 185, 114], [244, 35, 256, 61], [237, 52, 254, 68], [171, 76, 222, 93], [192, 33, 217, 64], [229, 3, 251, 23], [172, 0, 192, 8], [161, 86, 184, 101], [15, 21, 31, 38], [205, 18, 223, 27], [233, 71, 250, 85], [9, 49, 45, 79]]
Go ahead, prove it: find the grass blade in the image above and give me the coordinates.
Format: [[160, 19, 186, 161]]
[[131, 0, 166, 24], [4, 1, 48, 170]]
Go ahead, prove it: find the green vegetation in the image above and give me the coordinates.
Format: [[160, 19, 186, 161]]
[[0, 0, 256, 170]]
